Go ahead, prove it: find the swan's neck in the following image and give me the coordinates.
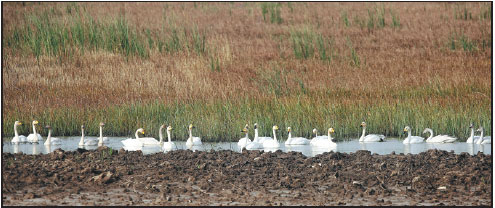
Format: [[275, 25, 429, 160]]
[[328, 132, 333, 141], [273, 129, 277, 142], [288, 131, 292, 140], [98, 126, 103, 144], [407, 130, 411, 138], [79, 129, 85, 145], [167, 130, 172, 143], [426, 129, 433, 141], [189, 129, 193, 139], [32, 124, 37, 135], [315, 132, 318, 137], [159, 127, 164, 143], [468, 128, 474, 143], [478, 129, 484, 144], [14, 124, 19, 137], [360, 127, 366, 141], [135, 130, 140, 139], [245, 132, 249, 138], [47, 129, 52, 142]]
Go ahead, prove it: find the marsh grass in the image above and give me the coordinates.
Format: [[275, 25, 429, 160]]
[[4, 96, 490, 142]]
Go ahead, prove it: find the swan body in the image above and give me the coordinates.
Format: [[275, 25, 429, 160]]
[[78, 125, 98, 146], [476, 127, 491, 144], [44, 126, 61, 145], [121, 128, 145, 147], [137, 137, 160, 145], [311, 128, 337, 147], [162, 125, 175, 150], [310, 129, 329, 144], [238, 125, 251, 149], [359, 122, 385, 142], [12, 121, 27, 144], [253, 123, 274, 143], [402, 126, 425, 144], [285, 127, 310, 145], [27, 120, 43, 143], [262, 126, 280, 148], [423, 128, 457, 143], [186, 124, 202, 146], [466, 124, 481, 144]]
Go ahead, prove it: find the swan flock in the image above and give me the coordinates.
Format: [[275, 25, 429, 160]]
[[10, 121, 491, 151]]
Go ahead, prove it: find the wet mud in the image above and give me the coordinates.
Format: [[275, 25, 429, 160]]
[[2, 147, 492, 206]]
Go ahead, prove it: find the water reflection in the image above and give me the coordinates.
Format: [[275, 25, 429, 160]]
[[2, 137, 492, 157], [13, 144, 19, 154]]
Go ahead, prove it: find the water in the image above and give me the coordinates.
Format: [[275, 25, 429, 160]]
[[2, 137, 491, 157]]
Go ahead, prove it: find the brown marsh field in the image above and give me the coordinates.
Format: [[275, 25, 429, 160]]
[[2, 2, 492, 141]]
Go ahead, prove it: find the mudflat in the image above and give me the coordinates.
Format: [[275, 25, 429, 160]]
[[2, 147, 491, 206]]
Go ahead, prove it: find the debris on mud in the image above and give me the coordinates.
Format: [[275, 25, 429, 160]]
[[2, 148, 491, 206]]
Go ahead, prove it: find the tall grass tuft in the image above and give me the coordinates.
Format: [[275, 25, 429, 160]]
[[261, 2, 282, 24], [341, 11, 350, 27]]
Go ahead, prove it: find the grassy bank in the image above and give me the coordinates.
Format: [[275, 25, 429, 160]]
[[3, 95, 490, 142], [2, 2, 492, 141]]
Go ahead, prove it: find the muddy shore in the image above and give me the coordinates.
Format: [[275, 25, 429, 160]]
[[2, 147, 492, 206]]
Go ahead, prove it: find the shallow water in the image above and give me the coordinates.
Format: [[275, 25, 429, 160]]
[[2, 137, 491, 157]]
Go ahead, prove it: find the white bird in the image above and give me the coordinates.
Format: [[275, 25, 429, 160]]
[[79, 125, 98, 146], [238, 125, 251, 149], [121, 128, 145, 148], [262, 125, 280, 148], [44, 125, 61, 145], [11, 121, 27, 144], [162, 125, 175, 150], [136, 127, 160, 145], [310, 128, 337, 147], [97, 122, 109, 146], [27, 120, 43, 143], [238, 124, 251, 148], [466, 123, 481, 144], [285, 127, 310, 145], [186, 124, 202, 146], [359, 122, 385, 142], [310, 128, 328, 144], [402, 126, 425, 144], [423, 128, 457, 143], [253, 123, 273, 143], [475, 127, 491, 144]]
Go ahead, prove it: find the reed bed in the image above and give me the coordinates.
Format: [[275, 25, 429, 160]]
[[2, 2, 491, 141]]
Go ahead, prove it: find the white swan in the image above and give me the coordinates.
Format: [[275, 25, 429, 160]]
[[162, 125, 175, 150], [423, 128, 457, 143], [79, 125, 98, 146], [97, 122, 109, 146], [44, 125, 61, 145], [466, 123, 481, 144], [310, 128, 337, 147], [11, 121, 27, 144], [238, 125, 251, 149], [27, 120, 43, 143], [475, 127, 491, 144], [121, 128, 145, 148], [136, 127, 160, 145], [402, 126, 425, 144], [359, 122, 385, 142], [285, 127, 310, 145], [238, 124, 251, 148], [262, 125, 280, 148], [252, 123, 272, 143], [310, 128, 328, 143], [186, 124, 202, 146]]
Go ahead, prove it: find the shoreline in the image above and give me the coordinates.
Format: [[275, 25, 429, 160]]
[[2, 147, 491, 206]]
